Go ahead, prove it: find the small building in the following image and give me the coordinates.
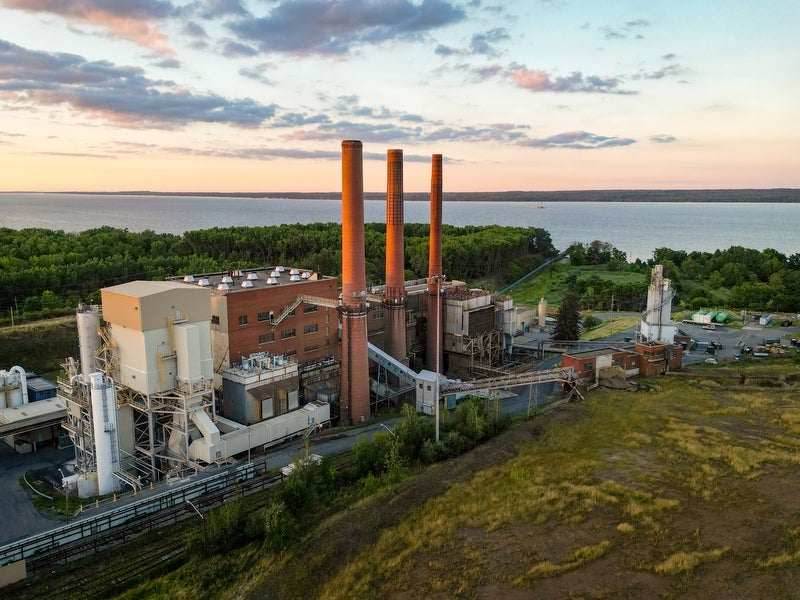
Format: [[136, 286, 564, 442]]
[[561, 341, 683, 384], [560, 347, 639, 383], [26, 376, 58, 402]]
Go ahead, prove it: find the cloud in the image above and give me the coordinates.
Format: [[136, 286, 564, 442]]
[[600, 18, 650, 41], [0, 0, 176, 54], [631, 64, 686, 80], [332, 95, 427, 123], [200, 0, 249, 19], [162, 143, 432, 163], [0, 39, 277, 128], [0, 130, 23, 136], [153, 58, 181, 69], [435, 27, 509, 57], [36, 150, 116, 159], [228, 0, 466, 55], [520, 131, 636, 149], [222, 40, 259, 57], [508, 65, 633, 94], [238, 63, 277, 86], [650, 134, 676, 144], [280, 117, 530, 145]]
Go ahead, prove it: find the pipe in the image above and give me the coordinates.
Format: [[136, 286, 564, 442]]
[[10, 365, 28, 406]]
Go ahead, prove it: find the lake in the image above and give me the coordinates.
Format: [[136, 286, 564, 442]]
[[1, 193, 798, 261]]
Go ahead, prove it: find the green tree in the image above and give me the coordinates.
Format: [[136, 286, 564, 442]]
[[553, 292, 582, 341]]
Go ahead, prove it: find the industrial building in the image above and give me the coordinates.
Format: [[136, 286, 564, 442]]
[[60, 287, 329, 498], [561, 341, 683, 384], [1, 366, 65, 453], [56, 140, 522, 495]]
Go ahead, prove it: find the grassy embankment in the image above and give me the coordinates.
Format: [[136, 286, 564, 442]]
[[508, 263, 646, 308], [0, 316, 77, 378], [106, 359, 800, 600]]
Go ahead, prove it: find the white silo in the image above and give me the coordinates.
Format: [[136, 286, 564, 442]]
[[538, 298, 548, 331], [77, 304, 101, 383], [90, 372, 121, 495]]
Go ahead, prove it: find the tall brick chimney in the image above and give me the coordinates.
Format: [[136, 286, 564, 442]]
[[385, 149, 407, 370], [427, 154, 443, 371], [340, 140, 369, 423]]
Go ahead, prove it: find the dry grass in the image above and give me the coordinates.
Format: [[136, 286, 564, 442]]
[[652, 548, 730, 575]]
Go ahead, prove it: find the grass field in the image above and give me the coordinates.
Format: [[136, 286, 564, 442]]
[[510, 263, 646, 308], [13, 362, 800, 600]]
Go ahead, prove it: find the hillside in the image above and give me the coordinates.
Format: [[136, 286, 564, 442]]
[[96, 362, 800, 600]]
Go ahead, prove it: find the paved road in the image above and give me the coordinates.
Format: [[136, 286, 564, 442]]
[[0, 442, 72, 546]]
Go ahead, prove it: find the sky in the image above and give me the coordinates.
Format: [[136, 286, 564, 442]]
[[0, 0, 798, 193]]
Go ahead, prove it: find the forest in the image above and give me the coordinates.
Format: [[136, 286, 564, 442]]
[[0, 224, 555, 323], [552, 241, 800, 314]]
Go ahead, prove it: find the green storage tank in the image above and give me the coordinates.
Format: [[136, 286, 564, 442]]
[[706, 311, 718, 321], [715, 311, 730, 323]]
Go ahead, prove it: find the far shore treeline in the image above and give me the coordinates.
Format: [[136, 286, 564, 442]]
[[1, 224, 799, 326], [70, 189, 800, 203], [0, 224, 555, 321]]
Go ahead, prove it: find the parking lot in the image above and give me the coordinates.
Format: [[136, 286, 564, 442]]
[[674, 321, 800, 365]]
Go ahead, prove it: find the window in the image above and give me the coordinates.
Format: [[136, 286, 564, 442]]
[[304, 323, 318, 335], [211, 315, 220, 325], [303, 304, 318, 313], [258, 333, 274, 344], [583, 362, 593, 371], [281, 328, 296, 339], [258, 311, 272, 322], [238, 315, 248, 326], [304, 344, 319, 353]]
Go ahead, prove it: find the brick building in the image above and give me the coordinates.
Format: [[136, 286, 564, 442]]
[[561, 341, 682, 383], [172, 268, 340, 386]]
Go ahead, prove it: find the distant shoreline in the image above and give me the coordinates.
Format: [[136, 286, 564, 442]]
[[5, 189, 800, 202]]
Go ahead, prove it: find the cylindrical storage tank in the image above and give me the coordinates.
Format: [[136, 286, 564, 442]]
[[715, 311, 729, 323], [77, 305, 102, 383], [90, 372, 120, 496], [538, 298, 547, 329]]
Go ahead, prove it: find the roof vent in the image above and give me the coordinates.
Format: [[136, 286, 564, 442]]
[[289, 274, 301, 282], [222, 275, 233, 284], [270, 270, 280, 278], [242, 280, 253, 288], [246, 272, 259, 280], [267, 277, 278, 285], [183, 275, 195, 283], [301, 271, 311, 279], [217, 282, 230, 291], [277, 266, 285, 272], [235, 269, 243, 277], [290, 268, 300, 276], [197, 278, 210, 287]]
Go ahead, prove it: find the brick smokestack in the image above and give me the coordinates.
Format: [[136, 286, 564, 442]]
[[427, 154, 443, 371], [340, 140, 370, 424], [385, 149, 407, 370]]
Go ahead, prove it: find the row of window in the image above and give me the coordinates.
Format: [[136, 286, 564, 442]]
[[238, 304, 320, 326], [256, 324, 324, 345]]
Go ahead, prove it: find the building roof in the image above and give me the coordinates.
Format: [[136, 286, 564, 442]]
[[103, 280, 194, 298], [169, 268, 336, 294], [563, 346, 632, 359]]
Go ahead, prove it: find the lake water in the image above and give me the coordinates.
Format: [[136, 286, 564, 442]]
[[1, 193, 798, 261]]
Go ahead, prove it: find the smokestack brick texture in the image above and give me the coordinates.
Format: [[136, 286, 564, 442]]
[[427, 154, 443, 371], [385, 149, 407, 369], [385, 149, 405, 303], [340, 140, 370, 424]]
